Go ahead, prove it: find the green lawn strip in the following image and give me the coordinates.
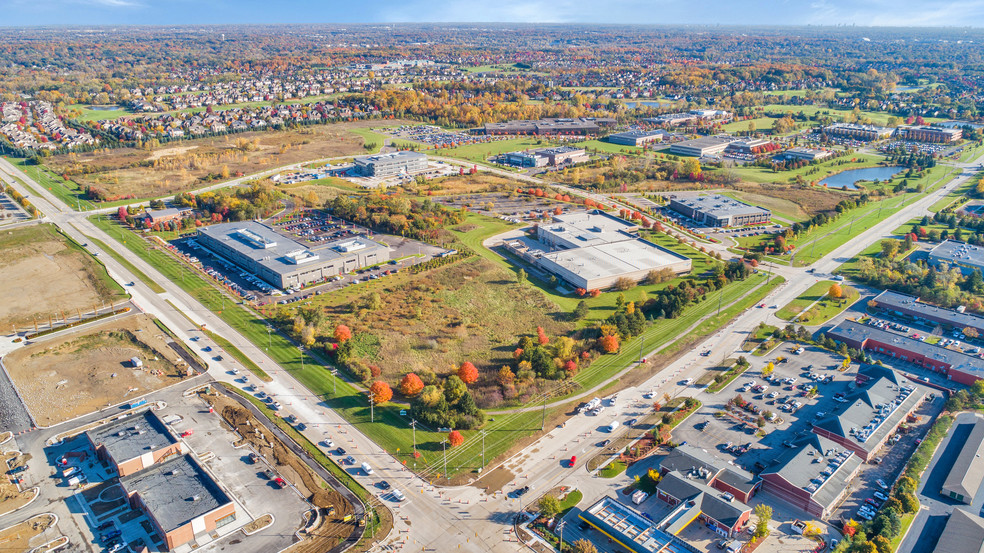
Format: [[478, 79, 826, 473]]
[[559, 489, 583, 515], [960, 143, 984, 163], [574, 139, 644, 156], [721, 116, 780, 134], [8, 157, 95, 211], [777, 280, 834, 320], [69, 105, 133, 122], [598, 460, 628, 478], [204, 329, 271, 381], [437, 137, 556, 164], [891, 217, 951, 237], [82, 233, 166, 293], [706, 362, 751, 394], [888, 512, 917, 552], [347, 127, 390, 153], [929, 170, 979, 213]]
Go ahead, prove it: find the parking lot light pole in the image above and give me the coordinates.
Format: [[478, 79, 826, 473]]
[[410, 419, 417, 454]]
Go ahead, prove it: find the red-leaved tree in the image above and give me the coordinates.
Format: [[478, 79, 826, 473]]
[[536, 326, 549, 345], [598, 335, 620, 354], [448, 430, 465, 448], [334, 324, 352, 343], [398, 373, 424, 397], [458, 362, 478, 384], [369, 381, 393, 404]]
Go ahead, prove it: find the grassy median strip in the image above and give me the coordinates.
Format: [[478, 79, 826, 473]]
[[203, 329, 271, 381], [83, 233, 166, 293]]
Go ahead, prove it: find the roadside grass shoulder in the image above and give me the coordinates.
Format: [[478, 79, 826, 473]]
[[574, 139, 644, 156], [9, 158, 95, 211], [204, 329, 271, 381], [82, 232, 166, 293], [438, 138, 553, 164]]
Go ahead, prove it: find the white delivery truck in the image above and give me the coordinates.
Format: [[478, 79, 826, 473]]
[[608, 421, 620, 432]]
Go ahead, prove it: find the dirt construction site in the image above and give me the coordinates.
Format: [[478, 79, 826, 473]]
[[0, 224, 126, 332], [206, 390, 361, 553], [3, 313, 190, 426]]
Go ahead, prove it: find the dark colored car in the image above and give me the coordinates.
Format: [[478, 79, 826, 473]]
[[377, 481, 391, 490], [515, 485, 530, 497]]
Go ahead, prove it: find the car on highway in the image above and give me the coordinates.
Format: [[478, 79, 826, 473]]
[[336, 447, 346, 455], [392, 489, 406, 502], [626, 418, 637, 426], [377, 480, 391, 490], [203, 346, 212, 352], [514, 485, 530, 497], [344, 456, 356, 465], [322, 439, 335, 449]]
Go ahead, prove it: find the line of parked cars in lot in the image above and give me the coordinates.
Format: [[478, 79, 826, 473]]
[[856, 483, 891, 520]]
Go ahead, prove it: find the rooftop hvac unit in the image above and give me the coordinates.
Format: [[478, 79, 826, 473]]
[[171, 469, 181, 476], [191, 495, 201, 502], [117, 431, 125, 437]]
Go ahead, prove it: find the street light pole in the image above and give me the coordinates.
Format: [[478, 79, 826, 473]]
[[442, 440, 447, 479], [368, 390, 375, 423], [332, 368, 338, 395], [410, 419, 417, 454], [481, 430, 487, 467]]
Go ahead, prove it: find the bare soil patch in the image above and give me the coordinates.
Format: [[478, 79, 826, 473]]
[[0, 224, 126, 331], [0, 513, 55, 552], [5, 314, 189, 425], [46, 120, 418, 199], [0, 452, 35, 515]]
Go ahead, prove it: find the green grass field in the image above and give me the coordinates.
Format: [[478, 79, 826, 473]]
[[574, 139, 644, 156], [722, 152, 887, 186], [438, 138, 554, 164], [82, 231, 166, 293], [721, 117, 780, 134], [776, 280, 858, 324], [69, 105, 134, 122], [9, 157, 96, 211]]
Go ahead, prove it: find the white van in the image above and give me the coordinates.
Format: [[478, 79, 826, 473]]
[[608, 421, 620, 432], [361, 462, 374, 475]]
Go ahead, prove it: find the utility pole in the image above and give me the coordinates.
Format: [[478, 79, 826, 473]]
[[558, 521, 566, 552], [442, 440, 447, 479], [541, 395, 547, 431], [368, 390, 375, 423], [410, 420, 417, 455], [332, 368, 338, 395], [717, 289, 723, 315], [481, 430, 487, 467]]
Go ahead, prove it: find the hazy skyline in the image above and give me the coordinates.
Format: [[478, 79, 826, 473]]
[[3, 0, 984, 27]]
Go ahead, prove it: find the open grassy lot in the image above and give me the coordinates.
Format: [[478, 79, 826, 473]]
[[723, 152, 888, 186], [43, 121, 410, 201], [5, 313, 188, 425], [721, 117, 781, 134], [0, 224, 127, 331], [8, 157, 96, 210], [776, 280, 859, 324], [312, 256, 575, 388], [437, 137, 554, 164], [574, 139, 644, 156], [67, 105, 133, 122]]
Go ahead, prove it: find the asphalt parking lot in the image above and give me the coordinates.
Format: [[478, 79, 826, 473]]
[[675, 345, 857, 474]]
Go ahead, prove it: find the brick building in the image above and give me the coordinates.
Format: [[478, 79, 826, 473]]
[[86, 410, 188, 477]]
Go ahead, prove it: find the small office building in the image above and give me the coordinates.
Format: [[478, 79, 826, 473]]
[[120, 454, 236, 551], [942, 416, 984, 504], [668, 136, 739, 157], [607, 129, 667, 146], [895, 125, 962, 143], [87, 410, 188, 477], [667, 194, 771, 228], [822, 123, 893, 141], [579, 496, 697, 553], [782, 147, 834, 162], [354, 151, 428, 177], [760, 434, 863, 519], [871, 290, 984, 340], [654, 472, 753, 537], [933, 508, 984, 553]]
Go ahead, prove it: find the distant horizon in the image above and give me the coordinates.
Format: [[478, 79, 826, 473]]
[[3, 0, 984, 28]]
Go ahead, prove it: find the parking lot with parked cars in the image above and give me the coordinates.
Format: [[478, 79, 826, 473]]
[[672, 343, 942, 524]]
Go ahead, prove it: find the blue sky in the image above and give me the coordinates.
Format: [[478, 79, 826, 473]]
[[2, 0, 984, 27]]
